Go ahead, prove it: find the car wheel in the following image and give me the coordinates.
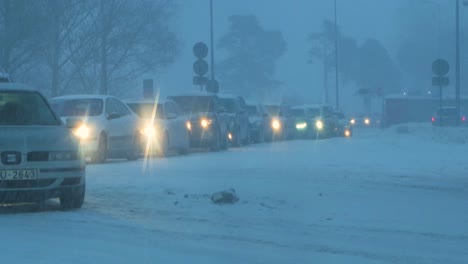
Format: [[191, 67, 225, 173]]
[[60, 184, 85, 210], [178, 131, 190, 155], [258, 129, 265, 143], [126, 133, 141, 161], [231, 127, 241, 147], [242, 125, 251, 145], [210, 128, 221, 152], [91, 133, 107, 163]]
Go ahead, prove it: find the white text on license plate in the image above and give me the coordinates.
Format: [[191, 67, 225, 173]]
[[0, 170, 39, 180]]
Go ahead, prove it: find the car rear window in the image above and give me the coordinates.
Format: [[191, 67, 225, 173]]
[[437, 108, 458, 116], [0, 91, 60, 126]]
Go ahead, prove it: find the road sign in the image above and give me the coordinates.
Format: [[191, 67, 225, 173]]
[[432, 76, 450, 87], [193, 42, 208, 59], [206, 79, 219, 93], [193, 76, 208, 86], [193, 59, 208, 76], [432, 59, 450, 76]]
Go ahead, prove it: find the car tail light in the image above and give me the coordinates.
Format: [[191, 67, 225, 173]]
[[431, 117, 435, 122], [462, 116, 466, 122]]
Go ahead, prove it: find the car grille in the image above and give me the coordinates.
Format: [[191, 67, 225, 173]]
[[27, 151, 49, 162], [0, 179, 55, 189]]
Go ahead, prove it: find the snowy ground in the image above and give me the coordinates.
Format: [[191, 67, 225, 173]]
[[1, 124, 467, 264]]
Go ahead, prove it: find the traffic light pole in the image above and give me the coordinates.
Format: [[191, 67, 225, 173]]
[[209, 0, 215, 81]]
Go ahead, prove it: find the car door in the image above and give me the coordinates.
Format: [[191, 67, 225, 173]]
[[105, 98, 133, 151], [164, 102, 181, 148], [237, 97, 249, 141]]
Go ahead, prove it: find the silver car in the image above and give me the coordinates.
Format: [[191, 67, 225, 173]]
[[50, 95, 141, 163], [126, 99, 190, 156], [0, 84, 85, 209]]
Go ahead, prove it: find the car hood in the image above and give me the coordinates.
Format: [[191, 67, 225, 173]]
[[188, 112, 216, 120], [0, 126, 78, 152]]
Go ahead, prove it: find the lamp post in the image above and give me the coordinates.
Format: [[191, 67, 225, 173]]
[[209, 0, 215, 81], [334, 0, 339, 110]]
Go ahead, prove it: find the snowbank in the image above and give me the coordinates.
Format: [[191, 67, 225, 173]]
[[386, 123, 468, 145]]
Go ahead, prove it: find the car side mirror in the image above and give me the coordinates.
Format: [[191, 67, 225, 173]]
[[66, 118, 82, 128], [107, 112, 120, 120], [166, 112, 178, 120]]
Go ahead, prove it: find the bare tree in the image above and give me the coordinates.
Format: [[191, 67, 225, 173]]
[[93, 0, 179, 95], [0, 0, 42, 78], [37, 0, 96, 97]]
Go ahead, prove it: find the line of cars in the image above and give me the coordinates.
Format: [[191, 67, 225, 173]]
[[0, 82, 354, 209]]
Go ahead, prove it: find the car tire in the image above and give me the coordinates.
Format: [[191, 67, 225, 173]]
[[91, 133, 107, 163], [60, 184, 85, 210], [231, 127, 241, 147], [159, 131, 171, 157], [210, 128, 221, 152], [126, 133, 141, 161], [242, 125, 251, 145], [178, 132, 190, 155]]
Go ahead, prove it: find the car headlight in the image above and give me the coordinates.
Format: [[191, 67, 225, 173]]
[[271, 119, 281, 130], [295, 122, 307, 130], [364, 118, 371, 125], [186, 121, 192, 131], [350, 119, 356, 125], [316, 120, 324, 130], [201, 118, 212, 128], [344, 129, 351, 137], [49, 151, 79, 161], [141, 125, 156, 138], [73, 124, 90, 139]]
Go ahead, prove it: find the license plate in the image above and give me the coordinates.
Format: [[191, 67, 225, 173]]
[[0, 169, 39, 180]]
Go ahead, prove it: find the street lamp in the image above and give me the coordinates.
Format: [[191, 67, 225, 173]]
[[334, 0, 339, 110], [209, 0, 215, 81]]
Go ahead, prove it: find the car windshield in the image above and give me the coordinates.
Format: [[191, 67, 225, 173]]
[[306, 108, 321, 117], [218, 98, 238, 113], [127, 102, 164, 119], [50, 98, 103, 117], [169, 96, 215, 113], [264, 105, 280, 115], [0, 91, 59, 125], [291, 109, 305, 117]]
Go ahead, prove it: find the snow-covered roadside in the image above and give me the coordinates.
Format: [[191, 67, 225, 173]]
[[0, 127, 467, 264]]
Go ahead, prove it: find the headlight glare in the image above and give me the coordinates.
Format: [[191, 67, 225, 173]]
[[316, 120, 324, 130], [141, 125, 156, 138], [73, 124, 90, 139], [271, 119, 281, 130], [201, 118, 212, 128]]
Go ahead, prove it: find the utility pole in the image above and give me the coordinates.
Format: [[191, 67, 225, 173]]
[[209, 0, 215, 81], [334, 0, 339, 109], [456, 0, 461, 125]]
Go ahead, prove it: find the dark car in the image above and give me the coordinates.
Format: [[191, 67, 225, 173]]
[[431, 106, 467, 127], [218, 94, 250, 147], [331, 111, 353, 137], [263, 104, 294, 141], [245, 102, 268, 143], [299, 104, 336, 139], [168, 92, 229, 151]]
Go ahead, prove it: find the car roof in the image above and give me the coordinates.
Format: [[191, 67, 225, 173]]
[[125, 98, 171, 105], [0, 83, 36, 92], [168, 91, 218, 97], [51, 94, 113, 100], [217, 93, 240, 99]]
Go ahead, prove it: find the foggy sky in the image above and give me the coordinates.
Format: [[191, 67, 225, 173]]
[[156, 0, 460, 113]]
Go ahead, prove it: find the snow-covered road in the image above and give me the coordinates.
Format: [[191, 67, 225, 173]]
[[1, 125, 467, 264]]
